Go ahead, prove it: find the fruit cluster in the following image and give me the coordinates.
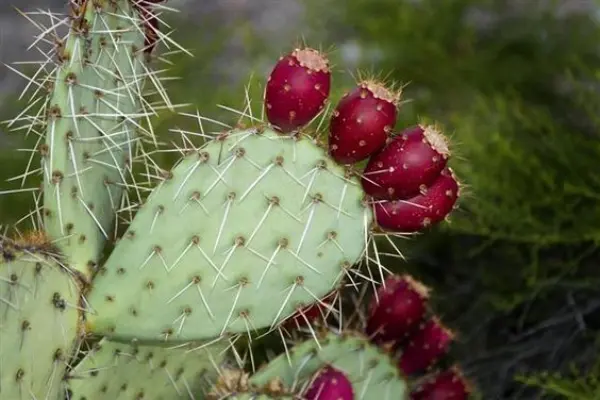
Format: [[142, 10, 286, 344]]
[[279, 274, 471, 399], [263, 48, 460, 235]]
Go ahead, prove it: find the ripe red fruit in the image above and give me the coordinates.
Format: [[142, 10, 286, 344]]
[[328, 81, 399, 164], [303, 366, 354, 400], [398, 318, 454, 375], [362, 125, 450, 200], [283, 291, 337, 330], [411, 366, 471, 400], [366, 275, 429, 345], [373, 168, 459, 233], [264, 48, 331, 132]]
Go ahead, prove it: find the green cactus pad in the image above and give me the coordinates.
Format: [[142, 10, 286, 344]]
[[249, 331, 409, 399], [86, 126, 372, 342], [64, 337, 232, 400], [0, 238, 81, 400], [42, 0, 152, 278]]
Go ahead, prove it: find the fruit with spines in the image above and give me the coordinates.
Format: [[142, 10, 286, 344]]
[[362, 125, 450, 199], [63, 337, 232, 399], [329, 81, 400, 164], [0, 235, 81, 400], [411, 366, 471, 400], [373, 168, 460, 232], [85, 126, 372, 342], [265, 48, 331, 132], [399, 318, 454, 375], [366, 274, 429, 345], [41, 0, 164, 279], [303, 365, 354, 400]]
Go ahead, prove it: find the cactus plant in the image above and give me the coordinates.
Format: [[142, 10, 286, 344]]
[[0, 0, 473, 399]]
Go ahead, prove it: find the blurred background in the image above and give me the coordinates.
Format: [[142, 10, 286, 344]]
[[1, 0, 600, 398]]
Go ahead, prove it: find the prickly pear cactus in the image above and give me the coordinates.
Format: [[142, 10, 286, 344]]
[[0, 0, 475, 399], [86, 125, 371, 342], [41, 0, 170, 279], [0, 235, 82, 400]]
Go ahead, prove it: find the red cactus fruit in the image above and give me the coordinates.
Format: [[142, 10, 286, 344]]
[[264, 48, 331, 132], [366, 275, 429, 345], [373, 167, 459, 233], [411, 366, 471, 400], [328, 81, 400, 164], [283, 291, 337, 330], [362, 125, 450, 200], [303, 365, 354, 400], [398, 318, 454, 375]]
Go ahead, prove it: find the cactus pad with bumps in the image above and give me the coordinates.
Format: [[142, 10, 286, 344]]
[[86, 126, 372, 342], [42, 0, 152, 278], [0, 239, 81, 400], [249, 331, 409, 399], [64, 337, 232, 400]]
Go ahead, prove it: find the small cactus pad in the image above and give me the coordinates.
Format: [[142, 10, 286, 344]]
[[249, 331, 408, 399], [0, 239, 81, 400], [42, 0, 153, 278], [86, 127, 372, 342], [207, 368, 296, 399], [64, 337, 232, 400]]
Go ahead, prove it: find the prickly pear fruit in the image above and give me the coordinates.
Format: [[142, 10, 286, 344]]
[[366, 274, 429, 344], [265, 48, 331, 132], [411, 366, 471, 400], [303, 365, 354, 400], [250, 331, 408, 398], [373, 168, 459, 232], [399, 318, 454, 375], [41, 0, 165, 279], [64, 337, 231, 399], [283, 290, 337, 330], [86, 127, 371, 342], [329, 81, 399, 164], [0, 236, 81, 400], [362, 125, 450, 200]]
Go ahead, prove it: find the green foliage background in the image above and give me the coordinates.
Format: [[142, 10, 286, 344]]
[[1, 0, 599, 398]]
